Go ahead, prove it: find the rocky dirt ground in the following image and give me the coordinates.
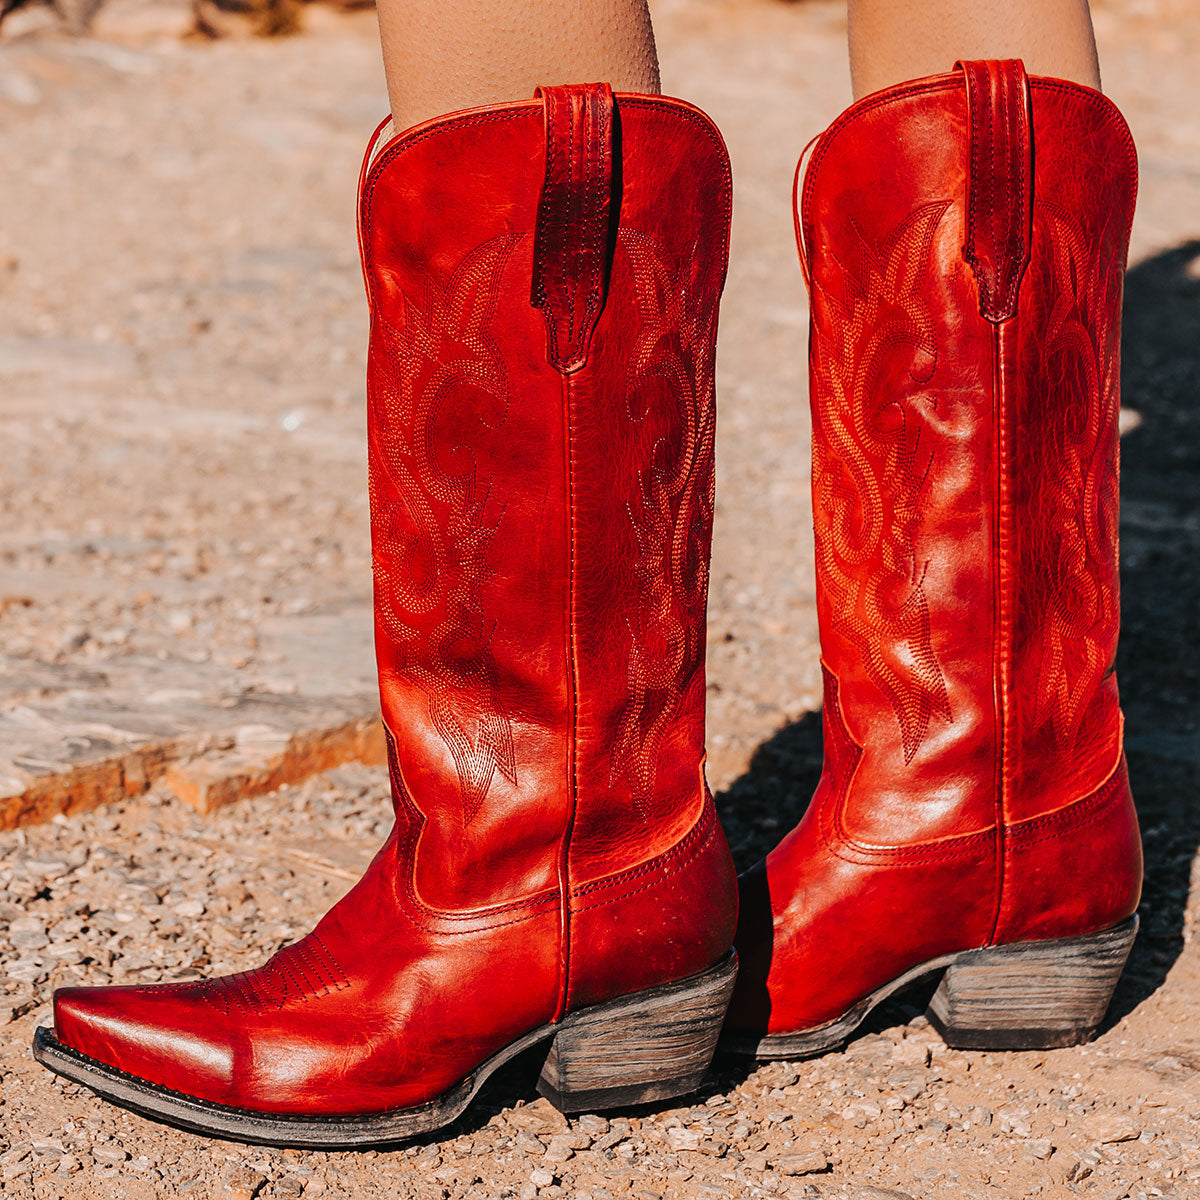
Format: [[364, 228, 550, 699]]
[[1, 0, 1198, 1197]]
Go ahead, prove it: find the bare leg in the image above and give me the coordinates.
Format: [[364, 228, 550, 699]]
[[377, 0, 660, 131], [848, 0, 1101, 98]]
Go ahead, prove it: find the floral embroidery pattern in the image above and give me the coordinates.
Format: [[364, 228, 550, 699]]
[[369, 234, 521, 824], [1023, 206, 1123, 746], [611, 229, 718, 808], [810, 202, 953, 763]]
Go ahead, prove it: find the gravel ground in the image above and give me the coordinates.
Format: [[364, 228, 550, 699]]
[[1, 0, 1199, 1197], [2, 772, 1198, 1200]]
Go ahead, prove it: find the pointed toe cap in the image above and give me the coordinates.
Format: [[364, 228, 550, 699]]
[[53, 983, 236, 1100]]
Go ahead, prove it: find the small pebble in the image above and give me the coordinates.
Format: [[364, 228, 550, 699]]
[[777, 1149, 829, 1176], [92, 1146, 130, 1167]]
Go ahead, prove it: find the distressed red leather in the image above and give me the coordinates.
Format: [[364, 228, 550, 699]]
[[729, 62, 1142, 1036], [52, 85, 737, 1115]]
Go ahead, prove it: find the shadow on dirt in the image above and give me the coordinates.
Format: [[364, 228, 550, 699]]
[[715, 711, 824, 875], [1107, 238, 1200, 1021]]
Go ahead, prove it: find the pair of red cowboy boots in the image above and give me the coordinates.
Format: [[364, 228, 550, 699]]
[[34, 61, 1142, 1147]]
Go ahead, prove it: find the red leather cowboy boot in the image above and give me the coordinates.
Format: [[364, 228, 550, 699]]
[[727, 60, 1142, 1056], [33, 84, 738, 1145]]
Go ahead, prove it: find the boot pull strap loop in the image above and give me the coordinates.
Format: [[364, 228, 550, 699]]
[[957, 59, 1033, 323], [531, 82, 616, 374], [792, 133, 820, 294]]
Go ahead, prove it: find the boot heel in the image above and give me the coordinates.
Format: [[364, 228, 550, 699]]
[[537, 951, 737, 1113], [927, 916, 1138, 1050]]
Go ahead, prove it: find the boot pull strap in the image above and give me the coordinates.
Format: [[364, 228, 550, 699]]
[[531, 82, 616, 374], [792, 133, 820, 294], [957, 59, 1033, 323]]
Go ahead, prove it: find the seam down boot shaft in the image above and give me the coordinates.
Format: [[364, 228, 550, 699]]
[[36, 86, 738, 1143], [728, 61, 1143, 1053]]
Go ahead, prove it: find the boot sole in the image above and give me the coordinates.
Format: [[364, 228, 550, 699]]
[[723, 917, 1137, 1059], [31, 951, 736, 1148]]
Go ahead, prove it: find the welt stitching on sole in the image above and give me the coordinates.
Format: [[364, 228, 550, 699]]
[[34, 953, 736, 1132]]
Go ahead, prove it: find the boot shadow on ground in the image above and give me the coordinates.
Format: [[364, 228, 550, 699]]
[[346, 1041, 762, 1150], [1106, 239, 1200, 1024]]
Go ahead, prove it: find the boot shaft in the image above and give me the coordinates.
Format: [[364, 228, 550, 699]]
[[358, 89, 732, 912], [799, 61, 1136, 840]]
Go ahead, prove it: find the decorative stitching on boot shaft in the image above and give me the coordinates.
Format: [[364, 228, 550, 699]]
[[809, 202, 953, 763], [369, 235, 521, 825], [609, 228, 718, 813]]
